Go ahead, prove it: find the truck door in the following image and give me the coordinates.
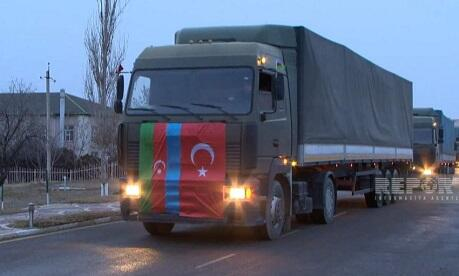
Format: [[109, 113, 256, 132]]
[[257, 70, 291, 158]]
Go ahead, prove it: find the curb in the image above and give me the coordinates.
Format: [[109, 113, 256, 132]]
[[0, 216, 121, 242]]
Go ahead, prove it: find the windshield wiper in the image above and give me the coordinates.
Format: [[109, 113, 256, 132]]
[[158, 104, 202, 121], [130, 107, 170, 121], [191, 103, 237, 121]]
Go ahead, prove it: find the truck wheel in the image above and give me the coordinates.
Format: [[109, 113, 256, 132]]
[[143, 222, 174, 236], [120, 200, 131, 220], [364, 191, 383, 208], [311, 177, 335, 224], [391, 169, 399, 203], [259, 180, 285, 240], [383, 170, 392, 205], [364, 173, 383, 208]]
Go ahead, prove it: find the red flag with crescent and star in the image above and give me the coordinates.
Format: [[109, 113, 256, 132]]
[[139, 122, 226, 219], [179, 123, 226, 219]]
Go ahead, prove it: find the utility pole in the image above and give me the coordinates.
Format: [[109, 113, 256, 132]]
[[41, 63, 55, 205]]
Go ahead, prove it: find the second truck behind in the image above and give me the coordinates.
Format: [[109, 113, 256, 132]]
[[413, 108, 456, 175]]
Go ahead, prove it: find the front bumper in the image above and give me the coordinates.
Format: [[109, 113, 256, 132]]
[[120, 197, 266, 227]]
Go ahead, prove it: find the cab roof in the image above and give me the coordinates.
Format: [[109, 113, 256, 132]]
[[175, 25, 297, 48], [134, 42, 282, 69]]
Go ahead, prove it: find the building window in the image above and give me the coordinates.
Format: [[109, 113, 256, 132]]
[[64, 125, 74, 142]]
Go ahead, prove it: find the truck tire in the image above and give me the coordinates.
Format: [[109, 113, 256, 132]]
[[383, 170, 392, 205], [259, 180, 285, 240], [391, 169, 399, 203], [120, 200, 131, 220], [143, 222, 174, 236], [311, 177, 336, 224], [364, 172, 383, 208], [365, 191, 383, 208]]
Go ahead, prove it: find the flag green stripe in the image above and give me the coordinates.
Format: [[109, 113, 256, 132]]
[[139, 123, 154, 213]]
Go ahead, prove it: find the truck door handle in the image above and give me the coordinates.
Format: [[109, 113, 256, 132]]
[[260, 112, 267, 122], [273, 139, 279, 148]]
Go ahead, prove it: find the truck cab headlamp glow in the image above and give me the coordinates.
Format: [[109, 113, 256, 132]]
[[422, 168, 433, 176], [224, 186, 252, 201], [124, 182, 141, 198]]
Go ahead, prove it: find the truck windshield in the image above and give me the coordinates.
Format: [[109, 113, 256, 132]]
[[414, 128, 433, 144], [127, 67, 253, 115]]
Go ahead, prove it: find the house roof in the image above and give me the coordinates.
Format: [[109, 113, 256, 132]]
[[0, 92, 107, 116]]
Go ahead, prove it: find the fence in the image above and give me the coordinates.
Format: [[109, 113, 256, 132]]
[[6, 163, 125, 184]]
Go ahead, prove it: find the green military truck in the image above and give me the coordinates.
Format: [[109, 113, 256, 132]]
[[115, 25, 413, 240], [413, 108, 456, 175]]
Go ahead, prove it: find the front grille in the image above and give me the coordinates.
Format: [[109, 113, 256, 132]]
[[127, 141, 139, 174], [126, 141, 240, 174], [226, 143, 241, 172]]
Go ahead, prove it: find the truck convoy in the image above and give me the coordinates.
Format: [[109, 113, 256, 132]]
[[115, 25, 413, 240], [412, 108, 456, 175]]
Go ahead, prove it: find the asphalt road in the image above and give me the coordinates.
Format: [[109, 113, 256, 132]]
[[1, 193, 459, 276]]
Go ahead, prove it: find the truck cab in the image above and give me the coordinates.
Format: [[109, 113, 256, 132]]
[[413, 108, 455, 175], [117, 29, 296, 239], [413, 115, 439, 175]]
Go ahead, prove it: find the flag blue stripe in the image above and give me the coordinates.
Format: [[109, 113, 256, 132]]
[[165, 123, 181, 214]]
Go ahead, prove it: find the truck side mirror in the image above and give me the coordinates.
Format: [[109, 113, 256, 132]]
[[274, 74, 284, 101], [438, 128, 444, 144], [114, 75, 124, 113]]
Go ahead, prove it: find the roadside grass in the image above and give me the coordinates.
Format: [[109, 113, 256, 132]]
[[1, 180, 120, 213], [9, 210, 120, 229]]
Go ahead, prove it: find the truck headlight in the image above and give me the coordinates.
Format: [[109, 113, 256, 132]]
[[422, 168, 433, 176], [225, 186, 252, 201], [124, 182, 141, 198]]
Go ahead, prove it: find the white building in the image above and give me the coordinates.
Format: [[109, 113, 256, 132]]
[[0, 90, 106, 157]]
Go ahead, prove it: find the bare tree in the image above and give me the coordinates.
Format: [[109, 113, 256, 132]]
[[91, 111, 119, 161], [0, 80, 39, 187], [84, 0, 127, 107], [29, 118, 93, 170], [131, 84, 151, 108], [84, 0, 127, 186], [73, 118, 93, 158], [29, 130, 68, 170]]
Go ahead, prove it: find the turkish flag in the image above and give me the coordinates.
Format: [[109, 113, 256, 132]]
[[179, 123, 226, 219]]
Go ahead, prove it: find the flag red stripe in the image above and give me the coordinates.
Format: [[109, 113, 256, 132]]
[[179, 123, 226, 218]]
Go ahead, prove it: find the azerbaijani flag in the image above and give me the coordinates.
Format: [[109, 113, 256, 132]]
[[138, 123, 226, 219]]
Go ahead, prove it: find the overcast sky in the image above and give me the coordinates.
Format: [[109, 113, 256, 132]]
[[1, 0, 458, 118]]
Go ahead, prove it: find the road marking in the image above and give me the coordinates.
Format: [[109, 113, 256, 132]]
[[282, 229, 299, 238], [334, 211, 347, 218], [195, 253, 236, 269], [0, 221, 123, 245]]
